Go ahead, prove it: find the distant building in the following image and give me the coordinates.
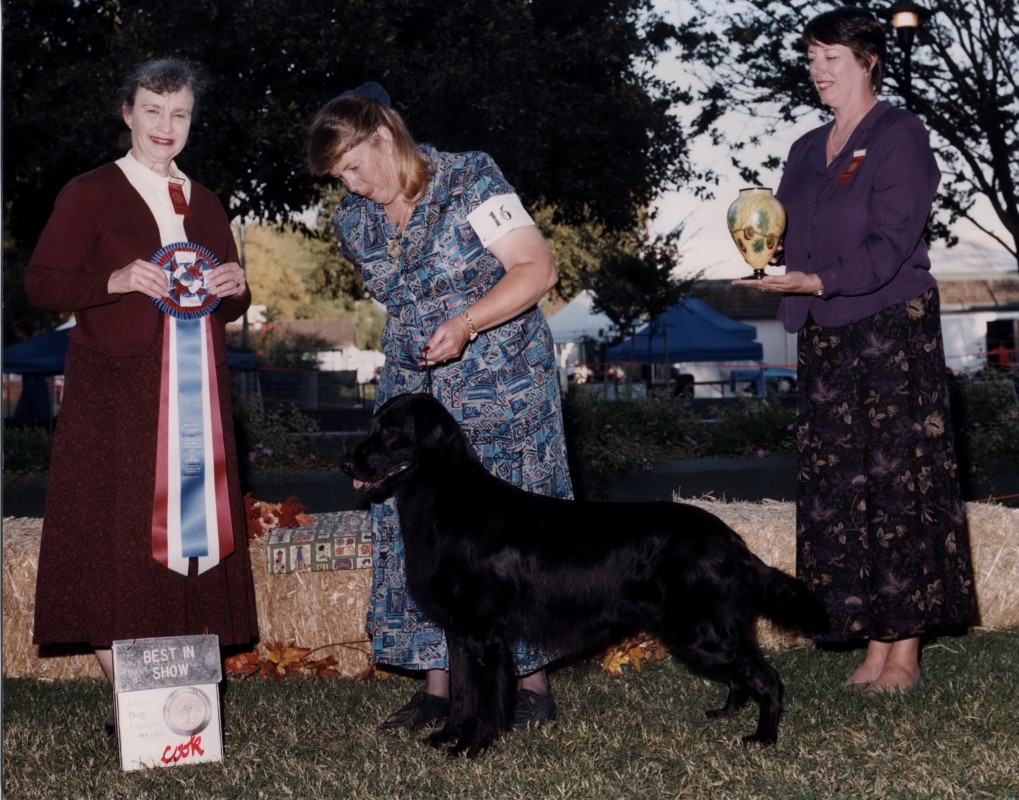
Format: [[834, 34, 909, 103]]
[[227, 311, 384, 383], [696, 275, 1019, 373]]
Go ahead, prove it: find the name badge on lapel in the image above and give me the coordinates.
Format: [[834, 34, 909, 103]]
[[836, 149, 867, 185]]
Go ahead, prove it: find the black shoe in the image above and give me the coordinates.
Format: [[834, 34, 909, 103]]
[[511, 689, 557, 731], [379, 691, 449, 731], [104, 711, 116, 736]]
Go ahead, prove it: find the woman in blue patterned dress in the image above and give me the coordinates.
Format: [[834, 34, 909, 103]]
[[309, 83, 573, 731]]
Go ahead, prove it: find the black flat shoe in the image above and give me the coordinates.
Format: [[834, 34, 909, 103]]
[[511, 689, 557, 731], [379, 690, 449, 731], [104, 711, 116, 736]]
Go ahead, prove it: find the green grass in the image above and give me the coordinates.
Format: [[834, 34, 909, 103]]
[[5, 630, 1019, 799]]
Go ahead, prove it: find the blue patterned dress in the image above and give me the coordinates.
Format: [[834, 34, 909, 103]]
[[334, 145, 573, 672]]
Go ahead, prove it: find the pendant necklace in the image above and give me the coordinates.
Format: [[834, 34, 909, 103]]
[[827, 100, 876, 161], [387, 202, 412, 259], [827, 121, 857, 160]]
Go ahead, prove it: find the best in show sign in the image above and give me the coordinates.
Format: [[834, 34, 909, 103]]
[[112, 634, 223, 771]]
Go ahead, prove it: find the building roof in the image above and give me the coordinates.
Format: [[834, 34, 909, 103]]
[[936, 277, 1019, 311], [272, 318, 360, 348], [691, 275, 1019, 318]]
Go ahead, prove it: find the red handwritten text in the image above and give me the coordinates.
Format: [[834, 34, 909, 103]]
[[160, 734, 205, 764]]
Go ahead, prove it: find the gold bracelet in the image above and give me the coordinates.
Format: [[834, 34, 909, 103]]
[[460, 310, 478, 341]]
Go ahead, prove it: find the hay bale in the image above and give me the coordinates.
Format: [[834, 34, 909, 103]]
[[683, 498, 806, 649], [682, 497, 1019, 648], [2, 517, 105, 680], [5, 500, 1018, 678], [1, 517, 371, 680], [249, 542, 371, 677]]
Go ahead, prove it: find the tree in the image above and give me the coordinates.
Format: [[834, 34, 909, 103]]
[[674, 0, 1019, 272], [588, 227, 701, 357], [2, 0, 694, 336]]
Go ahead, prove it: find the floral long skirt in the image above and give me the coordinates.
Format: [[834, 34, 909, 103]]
[[795, 288, 975, 644]]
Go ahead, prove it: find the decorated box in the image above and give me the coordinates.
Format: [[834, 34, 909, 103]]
[[266, 511, 371, 574]]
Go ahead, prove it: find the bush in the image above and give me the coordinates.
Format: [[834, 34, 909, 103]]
[[233, 402, 322, 471], [242, 323, 320, 370], [563, 393, 797, 498], [1, 424, 53, 474], [706, 398, 797, 458], [948, 371, 1019, 496]]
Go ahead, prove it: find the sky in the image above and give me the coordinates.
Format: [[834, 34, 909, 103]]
[[647, 1, 1015, 281]]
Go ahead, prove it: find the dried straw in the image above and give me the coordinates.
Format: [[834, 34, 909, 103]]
[[1, 517, 371, 680], [4, 500, 1017, 678], [682, 496, 1019, 648], [249, 545, 371, 677]]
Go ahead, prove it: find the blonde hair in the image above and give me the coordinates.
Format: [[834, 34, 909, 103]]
[[307, 94, 431, 201]]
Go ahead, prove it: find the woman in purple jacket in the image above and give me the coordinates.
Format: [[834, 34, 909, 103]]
[[735, 7, 974, 693]]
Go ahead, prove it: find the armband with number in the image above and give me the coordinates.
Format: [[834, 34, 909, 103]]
[[467, 194, 534, 247]]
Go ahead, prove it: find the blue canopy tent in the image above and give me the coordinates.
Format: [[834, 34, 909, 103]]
[[3, 322, 259, 375], [605, 297, 763, 364]]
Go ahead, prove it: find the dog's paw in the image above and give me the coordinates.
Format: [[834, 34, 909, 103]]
[[740, 731, 777, 747], [448, 737, 491, 759], [425, 726, 458, 748]]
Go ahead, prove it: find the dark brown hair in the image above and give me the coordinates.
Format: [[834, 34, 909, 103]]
[[803, 7, 886, 92]]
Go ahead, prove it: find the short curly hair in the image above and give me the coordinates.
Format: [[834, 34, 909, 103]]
[[120, 58, 207, 114]]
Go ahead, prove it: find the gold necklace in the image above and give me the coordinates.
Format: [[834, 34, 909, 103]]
[[386, 202, 411, 259]]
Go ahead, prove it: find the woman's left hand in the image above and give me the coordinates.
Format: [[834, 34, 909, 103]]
[[732, 270, 822, 294], [205, 261, 247, 297], [419, 315, 472, 366]]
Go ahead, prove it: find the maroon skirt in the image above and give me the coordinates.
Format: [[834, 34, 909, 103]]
[[32, 318, 258, 649]]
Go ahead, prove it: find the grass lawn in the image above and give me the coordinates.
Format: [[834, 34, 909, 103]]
[[4, 630, 1019, 799]]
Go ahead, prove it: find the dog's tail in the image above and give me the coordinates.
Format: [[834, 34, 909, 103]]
[[757, 563, 829, 636]]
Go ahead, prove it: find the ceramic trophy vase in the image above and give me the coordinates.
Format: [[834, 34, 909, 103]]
[[727, 187, 786, 279]]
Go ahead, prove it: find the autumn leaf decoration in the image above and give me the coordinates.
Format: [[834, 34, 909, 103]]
[[225, 641, 345, 680], [600, 634, 670, 676], [243, 493, 316, 541]]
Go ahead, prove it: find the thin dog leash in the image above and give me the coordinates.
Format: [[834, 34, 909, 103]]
[[420, 348, 434, 396]]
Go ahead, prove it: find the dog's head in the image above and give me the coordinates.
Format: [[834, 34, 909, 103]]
[[341, 393, 474, 501]]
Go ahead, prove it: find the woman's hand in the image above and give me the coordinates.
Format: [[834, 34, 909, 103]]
[[419, 315, 472, 366], [418, 225, 558, 367], [107, 259, 168, 298], [203, 261, 248, 298], [732, 270, 823, 295]]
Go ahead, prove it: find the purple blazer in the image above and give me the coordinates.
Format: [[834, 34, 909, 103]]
[[775, 101, 940, 333]]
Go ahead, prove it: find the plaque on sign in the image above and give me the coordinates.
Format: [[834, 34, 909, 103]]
[[112, 634, 224, 771]]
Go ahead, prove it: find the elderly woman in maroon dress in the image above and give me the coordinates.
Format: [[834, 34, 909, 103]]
[[26, 58, 258, 733]]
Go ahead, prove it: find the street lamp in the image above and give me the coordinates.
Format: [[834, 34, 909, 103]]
[[879, 0, 932, 109]]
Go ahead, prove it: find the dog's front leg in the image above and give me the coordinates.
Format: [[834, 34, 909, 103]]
[[429, 633, 513, 758]]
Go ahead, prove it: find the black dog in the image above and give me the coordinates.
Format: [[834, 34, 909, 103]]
[[343, 393, 827, 757]]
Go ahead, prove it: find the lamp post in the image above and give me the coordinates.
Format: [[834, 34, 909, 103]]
[[879, 0, 931, 110]]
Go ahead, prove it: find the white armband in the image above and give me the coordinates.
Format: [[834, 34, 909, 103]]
[[467, 193, 534, 248]]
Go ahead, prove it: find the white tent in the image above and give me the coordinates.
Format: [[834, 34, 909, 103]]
[[546, 291, 614, 344], [545, 291, 616, 378]]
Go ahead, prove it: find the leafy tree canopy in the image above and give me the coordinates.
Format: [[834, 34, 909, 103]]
[[589, 226, 701, 347], [674, 0, 1019, 272], [2, 0, 691, 254]]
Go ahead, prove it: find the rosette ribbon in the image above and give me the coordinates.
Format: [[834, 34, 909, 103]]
[[150, 243, 234, 575]]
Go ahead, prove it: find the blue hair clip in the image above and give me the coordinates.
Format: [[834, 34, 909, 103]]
[[340, 82, 391, 108]]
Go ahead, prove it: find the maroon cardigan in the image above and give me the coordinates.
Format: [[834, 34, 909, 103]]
[[26, 162, 250, 362]]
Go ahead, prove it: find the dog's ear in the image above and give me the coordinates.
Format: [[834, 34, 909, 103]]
[[413, 395, 473, 462]]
